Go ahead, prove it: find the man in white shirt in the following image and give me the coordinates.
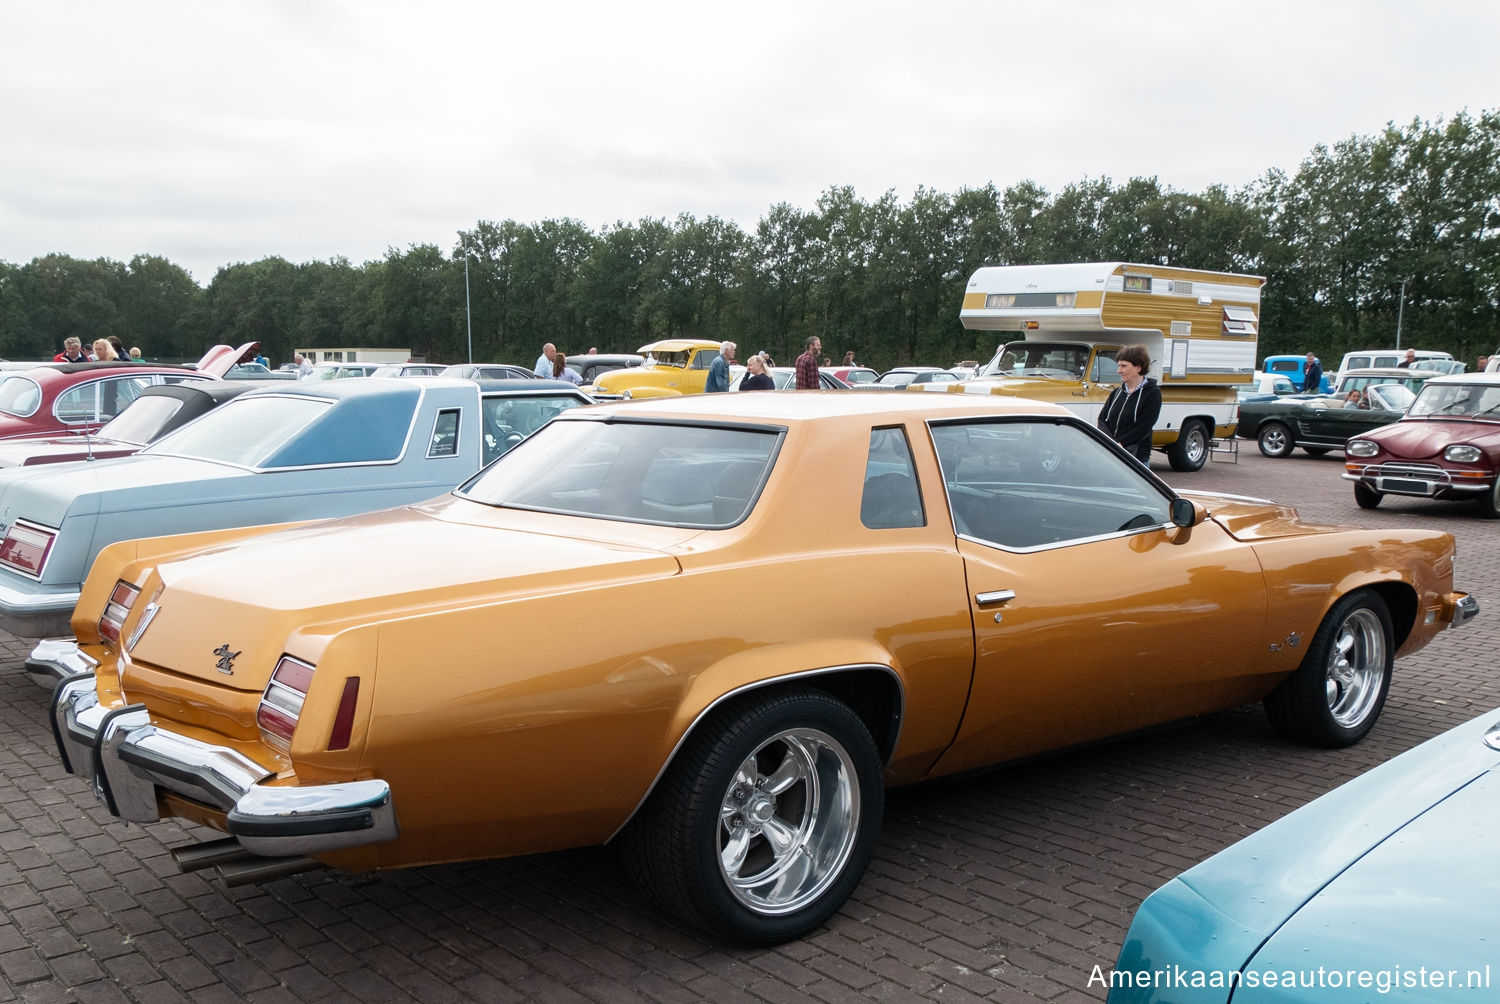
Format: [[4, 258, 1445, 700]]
[[534, 343, 556, 377]]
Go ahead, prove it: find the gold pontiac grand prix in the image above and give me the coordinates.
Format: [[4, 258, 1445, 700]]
[[45, 393, 1477, 943]]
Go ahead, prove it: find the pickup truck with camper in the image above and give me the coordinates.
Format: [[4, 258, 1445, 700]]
[[926, 262, 1264, 471]]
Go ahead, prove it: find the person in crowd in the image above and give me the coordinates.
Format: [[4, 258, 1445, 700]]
[[795, 336, 822, 389], [1302, 351, 1323, 392], [128, 347, 143, 362], [107, 335, 128, 360], [1344, 389, 1367, 409], [1397, 348, 1418, 368], [740, 354, 775, 391], [54, 337, 89, 362], [842, 350, 856, 367], [534, 343, 557, 377], [705, 341, 735, 393], [588, 347, 598, 355], [1097, 344, 1162, 464], [92, 338, 117, 361], [295, 353, 314, 378], [552, 353, 583, 385], [1479, 355, 1490, 372]]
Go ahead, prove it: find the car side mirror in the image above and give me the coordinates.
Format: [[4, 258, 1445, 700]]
[[1169, 498, 1203, 528]]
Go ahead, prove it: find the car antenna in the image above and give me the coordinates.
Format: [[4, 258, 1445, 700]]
[[85, 419, 96, 462]]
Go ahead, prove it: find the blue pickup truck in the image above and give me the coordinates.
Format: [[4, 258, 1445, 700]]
[[1262, 354, 1332, 393]]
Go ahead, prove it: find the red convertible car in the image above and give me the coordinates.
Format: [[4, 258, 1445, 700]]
[[1345, 372, 1500, 516]]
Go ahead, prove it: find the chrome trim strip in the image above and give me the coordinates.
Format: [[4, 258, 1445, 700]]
[[606, 663, 906, 844], [1449, 593, 1480, 626]]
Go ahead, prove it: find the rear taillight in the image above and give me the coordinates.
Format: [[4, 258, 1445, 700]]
[[99, 580, 141, 645], [257, 656, 315, 750], [257, 657, 362, 753], [0, 520, 58, 577]]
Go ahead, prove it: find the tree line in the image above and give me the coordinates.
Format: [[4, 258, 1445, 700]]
[[2, 111, 1497, 373]]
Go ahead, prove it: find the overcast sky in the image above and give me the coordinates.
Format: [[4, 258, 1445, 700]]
[[3, 0, 1495, 285]]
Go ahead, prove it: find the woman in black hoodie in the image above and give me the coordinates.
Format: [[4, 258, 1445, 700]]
[[1097, 344, 1161, 464]]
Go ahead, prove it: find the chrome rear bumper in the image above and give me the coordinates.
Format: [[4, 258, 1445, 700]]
[[27, 637, 98, 688], [52, 675, 396, 858]]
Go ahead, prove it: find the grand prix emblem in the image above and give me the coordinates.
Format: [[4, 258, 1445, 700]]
[[213, 644, 241, 675]]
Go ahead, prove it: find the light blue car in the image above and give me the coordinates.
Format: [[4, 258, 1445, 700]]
[[0, 377, 591, 639], [1107, 709, 1500, 1002]]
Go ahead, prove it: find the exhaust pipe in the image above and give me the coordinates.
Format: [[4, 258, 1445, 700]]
[[170, 836, 324, 886], [172, 837, 254, 872], [216, 855, 323, 887]]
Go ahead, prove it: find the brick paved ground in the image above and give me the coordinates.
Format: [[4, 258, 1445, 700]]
[[1, 447, 1495, 1002]]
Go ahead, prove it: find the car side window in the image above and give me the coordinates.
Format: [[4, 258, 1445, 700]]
[[931, 420, 1171, 549], [99, 377, 149, 420], [54, 382, 101, 423], [429, 408, 460, 458], [692, 350, 721, 370], [861, 427, 924, 529]]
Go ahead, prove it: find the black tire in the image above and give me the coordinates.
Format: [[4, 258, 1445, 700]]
[[1478, 477, 1500, 519], [1353, 481, 1382, 510], [622, 687, 883, 944], [1256, 421, 1295, 458], [1302, 446, 1331, 456], [1263, 591, 1393, 747], [1167, 418, 1209, 472]]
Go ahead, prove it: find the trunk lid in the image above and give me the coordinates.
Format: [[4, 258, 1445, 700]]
[[126, 499, 690, 691]]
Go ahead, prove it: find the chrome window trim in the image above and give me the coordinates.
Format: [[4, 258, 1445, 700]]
[[925, 415, 1176, 552]]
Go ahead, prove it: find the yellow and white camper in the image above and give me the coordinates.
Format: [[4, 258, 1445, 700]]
[[938, 262, 1264, 471]]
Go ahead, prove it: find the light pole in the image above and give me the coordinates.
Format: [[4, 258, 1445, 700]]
[[462, 246, 474, 364], [1395, 278, 1409, 350]]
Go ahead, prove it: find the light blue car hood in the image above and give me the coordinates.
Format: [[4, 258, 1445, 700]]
[[1235, 767, 1499, 1001], [1111, 713, 1500, 1003]]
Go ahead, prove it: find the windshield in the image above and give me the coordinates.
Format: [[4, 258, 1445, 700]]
[[980, 343, 1090, 379], [877, 371, 916, 386], [0, 377, 42, 418], [95, 396, 186, 446], [1365, 384, 1417, 411], [645, 350, 691, 368], [459, 419, 779, 527], [1409, 383, 1500, 419], [145, 396, 333, 466]]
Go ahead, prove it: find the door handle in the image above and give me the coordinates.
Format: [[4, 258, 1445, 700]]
[[974, 589, 1016, 607]]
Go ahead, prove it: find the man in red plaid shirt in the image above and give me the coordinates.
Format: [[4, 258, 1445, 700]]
[[795, 335, 822, 389]]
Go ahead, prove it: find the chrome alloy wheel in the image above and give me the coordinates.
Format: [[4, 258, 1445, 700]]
[[717, 728, 860, 916], [1324, 607, 1388, 727]]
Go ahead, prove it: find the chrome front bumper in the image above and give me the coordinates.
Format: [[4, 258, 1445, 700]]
[[52, 675, 397, 858], [1448, 592, 1480, 626]]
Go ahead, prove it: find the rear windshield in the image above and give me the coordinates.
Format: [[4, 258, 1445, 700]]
[[96, 395, 186, 446], [459, 419, 779, 527], [0, 377, 42, 418], [146, 396, 334, 467]]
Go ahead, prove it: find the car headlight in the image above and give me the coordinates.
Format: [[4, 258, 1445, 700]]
[[1444, 444, 1483, 463], [1346, 440, 1379, 458]]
